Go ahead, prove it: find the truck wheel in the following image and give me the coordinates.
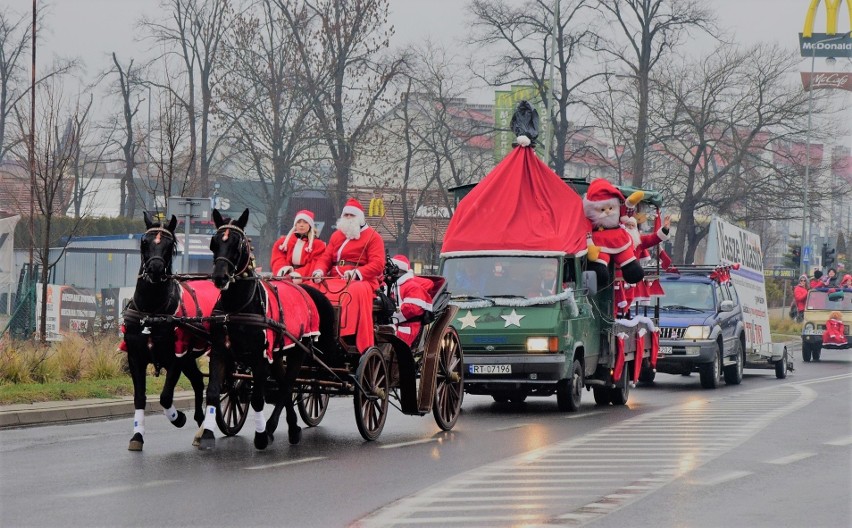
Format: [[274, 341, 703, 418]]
[[609, 360, 630, 406], [801, 343, 812, 362], [775, 351, 788, 379], [593, 387, 611, 405], [723, 340, 744, 385], [699, 346, 722, 389], [556, 359, 583, 412]]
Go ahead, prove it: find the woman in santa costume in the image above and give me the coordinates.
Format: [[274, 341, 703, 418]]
[[389, 254, 433, 347], [270, 209, 326, 282], [311, 198, 386, 352]]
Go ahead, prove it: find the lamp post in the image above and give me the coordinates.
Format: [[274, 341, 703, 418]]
[[800, 31, 851, 277]]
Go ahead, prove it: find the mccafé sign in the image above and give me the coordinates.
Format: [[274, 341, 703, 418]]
[[800, 71, 852, 91], [799, 0, 852, 58]]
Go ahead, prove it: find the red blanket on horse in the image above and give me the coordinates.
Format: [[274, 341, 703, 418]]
[[173, 280, 220, 357], [260, 280, 322, 362]]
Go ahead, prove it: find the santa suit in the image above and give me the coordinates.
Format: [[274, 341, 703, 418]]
[[270, 233, 326, 277], [313, 225, 386, 352], [392, 271, 433, 347]]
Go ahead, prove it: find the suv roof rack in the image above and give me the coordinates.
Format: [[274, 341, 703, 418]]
[[665, 263, 741, 283]]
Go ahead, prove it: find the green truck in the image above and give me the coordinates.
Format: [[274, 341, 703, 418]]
[[440, 144, 661, 411]]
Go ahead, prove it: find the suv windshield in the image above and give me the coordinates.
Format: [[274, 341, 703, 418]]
[[444, 256, 562, 299], [660, 280, 715, 311], [806, 291, 852, 311]]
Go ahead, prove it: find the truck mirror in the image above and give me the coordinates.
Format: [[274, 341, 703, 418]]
[[582, 270, 598, 296], [720, 300, 735, 312]]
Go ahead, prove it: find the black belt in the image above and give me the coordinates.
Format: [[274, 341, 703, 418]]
[[336, 260, 360, 266]]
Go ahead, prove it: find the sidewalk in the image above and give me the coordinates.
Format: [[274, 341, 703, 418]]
[[0, 390, 197, 429]]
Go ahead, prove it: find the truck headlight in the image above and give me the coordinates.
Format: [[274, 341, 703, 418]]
[[683, 325, 711, 339], [526, 336, 558, 352]]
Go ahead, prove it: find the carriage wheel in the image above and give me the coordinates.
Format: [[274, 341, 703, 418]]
[[216, 376, 250, 436], [353, 347, 389, 441], [433, 326, 464, 431], [297, 384, 329, 427]]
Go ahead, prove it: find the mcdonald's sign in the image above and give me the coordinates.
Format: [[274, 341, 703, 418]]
[[368, 197, 385, 217], [799, 0, 852, 57]]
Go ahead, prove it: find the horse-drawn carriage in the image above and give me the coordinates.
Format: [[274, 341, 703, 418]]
[[122, 209, 464, 450]]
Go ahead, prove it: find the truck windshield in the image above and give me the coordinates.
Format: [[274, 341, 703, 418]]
[[659, 281, 715, 311], [806, 291, 852, 311], [443, 256, 562, 299]]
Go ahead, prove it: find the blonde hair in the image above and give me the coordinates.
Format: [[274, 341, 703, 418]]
[[829, 310, 843, 321]]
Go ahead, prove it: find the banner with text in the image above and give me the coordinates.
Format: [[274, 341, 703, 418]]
[[704, 217, 772, 357], [36, 284, 98, 341]]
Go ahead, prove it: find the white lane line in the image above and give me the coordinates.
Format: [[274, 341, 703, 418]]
[[489, 423, 532, 431], [244, 456, 325, 470], [691, 470, 752, 486], [403, 494, 597, 503], [767, 452, 816, 465], [379, 438, 440, 449], [825, 436, 852, 446], [61, 480, 180, 498], [565, 411, 605, 419], [373, 513, 545, 524]]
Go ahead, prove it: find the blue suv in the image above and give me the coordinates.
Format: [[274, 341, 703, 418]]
[[643, 272, 746, 389]]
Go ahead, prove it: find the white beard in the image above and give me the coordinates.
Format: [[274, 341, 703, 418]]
[[625, 225, 642, 248], [337, 216, 362, 239]]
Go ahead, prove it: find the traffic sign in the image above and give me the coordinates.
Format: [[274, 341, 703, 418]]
[[803, 245, 811, 263]]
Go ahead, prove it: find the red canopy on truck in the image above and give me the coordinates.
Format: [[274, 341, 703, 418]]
[[441, 145, 592, 254]]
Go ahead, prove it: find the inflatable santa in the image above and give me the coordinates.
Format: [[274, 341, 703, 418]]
[[582, 178, 644, 285]]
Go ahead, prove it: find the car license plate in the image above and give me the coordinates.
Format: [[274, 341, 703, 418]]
[[469, 364, 512, 374], [659, 346, 672, 356]]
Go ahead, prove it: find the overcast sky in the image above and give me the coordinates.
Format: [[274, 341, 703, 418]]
[[7, 0, 851, 144]]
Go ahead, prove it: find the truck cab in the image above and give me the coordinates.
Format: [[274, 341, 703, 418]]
[[801, 288, 852, 361]]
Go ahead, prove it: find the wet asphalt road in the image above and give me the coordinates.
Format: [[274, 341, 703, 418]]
[[1, 352, 849, 528]]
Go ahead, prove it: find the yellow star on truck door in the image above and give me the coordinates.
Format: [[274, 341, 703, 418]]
[[457, 310, 480, 329]]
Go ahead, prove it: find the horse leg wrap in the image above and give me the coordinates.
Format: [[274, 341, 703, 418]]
[[164, 405, 178, 421], [254, 410, 266, 433], [133, 410, 145, 435], [203, 405, 217, 431]]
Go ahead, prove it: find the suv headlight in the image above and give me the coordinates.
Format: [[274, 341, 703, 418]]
[[803, 323, 816, 335], [683, 325, 711, 339]]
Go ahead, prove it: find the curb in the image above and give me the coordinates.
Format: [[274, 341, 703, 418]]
[[0, 391, 197, 429]]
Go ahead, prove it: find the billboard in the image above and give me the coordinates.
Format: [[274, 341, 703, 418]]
[[704, 217, 773, 358], [35, 284, 98, 341], [799, 0, 852, 57], [800, 71, 852, 91]]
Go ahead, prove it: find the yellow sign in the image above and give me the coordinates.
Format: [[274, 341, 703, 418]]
[[368, 197, 385, 217], [803, 0, 852, 37]]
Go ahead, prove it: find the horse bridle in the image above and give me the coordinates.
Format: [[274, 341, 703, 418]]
[[140, 226, 176, 283], [214, 223, 252, 284]]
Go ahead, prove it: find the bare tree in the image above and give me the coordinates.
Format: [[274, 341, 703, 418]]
[[141, 0, 231, 196], [646, 45, 828, 264], [594, 0, 715, 188], [0, 6, 30, 163], [105, 52, 145, 218], [11, 77, 87, 341], [275, 0, 405, 214], [142, 80, 195, 202], [216, 0, 320, 266]]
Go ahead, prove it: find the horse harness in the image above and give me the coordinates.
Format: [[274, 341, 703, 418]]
[[139, 226, 177, 283]]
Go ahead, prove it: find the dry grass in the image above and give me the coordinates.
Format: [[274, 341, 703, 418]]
[[0, 334, 125, 384], [769, 315, 802, 340]]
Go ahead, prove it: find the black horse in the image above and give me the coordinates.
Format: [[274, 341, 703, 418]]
[[199, 208, 317, 450], [122, 212, 219, 451]]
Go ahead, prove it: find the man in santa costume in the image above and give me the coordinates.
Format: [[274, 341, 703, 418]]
[[312, 198, 386, 352], [388, 255, 433, 347], [582, 178, 645, 286], [270, 209, 326, 282]]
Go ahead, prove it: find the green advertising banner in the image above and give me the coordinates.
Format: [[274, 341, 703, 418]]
[[493, 85, 550, 162]]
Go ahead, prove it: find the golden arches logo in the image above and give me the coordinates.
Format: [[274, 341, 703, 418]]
[[803, 0, 852, 38], [368, 198, 385, 217]]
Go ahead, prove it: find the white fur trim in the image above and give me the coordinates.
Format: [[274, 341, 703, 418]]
[[391, 257, 409, 271], [656, 227, 670, 241], [294, 212, 315, 229], [342, 205, 365, 224], [401, 297, 433, 311], [598, 240, 633, 254]]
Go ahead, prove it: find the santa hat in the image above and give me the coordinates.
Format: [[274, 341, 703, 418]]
[[391, 254, 410, 271], [341, 198, 365, 225], [279, 209, 316, 252], [584, 178, 625, 204]]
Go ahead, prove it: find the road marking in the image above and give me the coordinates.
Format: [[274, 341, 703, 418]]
[[565, 411, 605, 419], [379, 437, 440, 449], [489, 422, 532, 431], [793, 373, 852, 386], [767, 452, 816, 465], [356, 384, 816, 527], [244, 456, 325, 470], [691, 470, 752, 486], [61, 480, 180, 498], [825, 436, 852, 446]]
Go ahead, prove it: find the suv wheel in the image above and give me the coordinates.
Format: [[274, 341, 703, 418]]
[[775, 351, 788, 379], [723, 339, 744, 385], [699, 345, 722, 389]]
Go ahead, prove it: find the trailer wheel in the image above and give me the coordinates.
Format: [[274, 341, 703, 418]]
[[556, 359, 583, 412], [774, 351, 788, 379]]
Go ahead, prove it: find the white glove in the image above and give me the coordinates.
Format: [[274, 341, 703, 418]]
[[276, 265, 293, 277], [342, 269, 358, 281], [289, 271, 302, 285], [312, 270, 324, 283]]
